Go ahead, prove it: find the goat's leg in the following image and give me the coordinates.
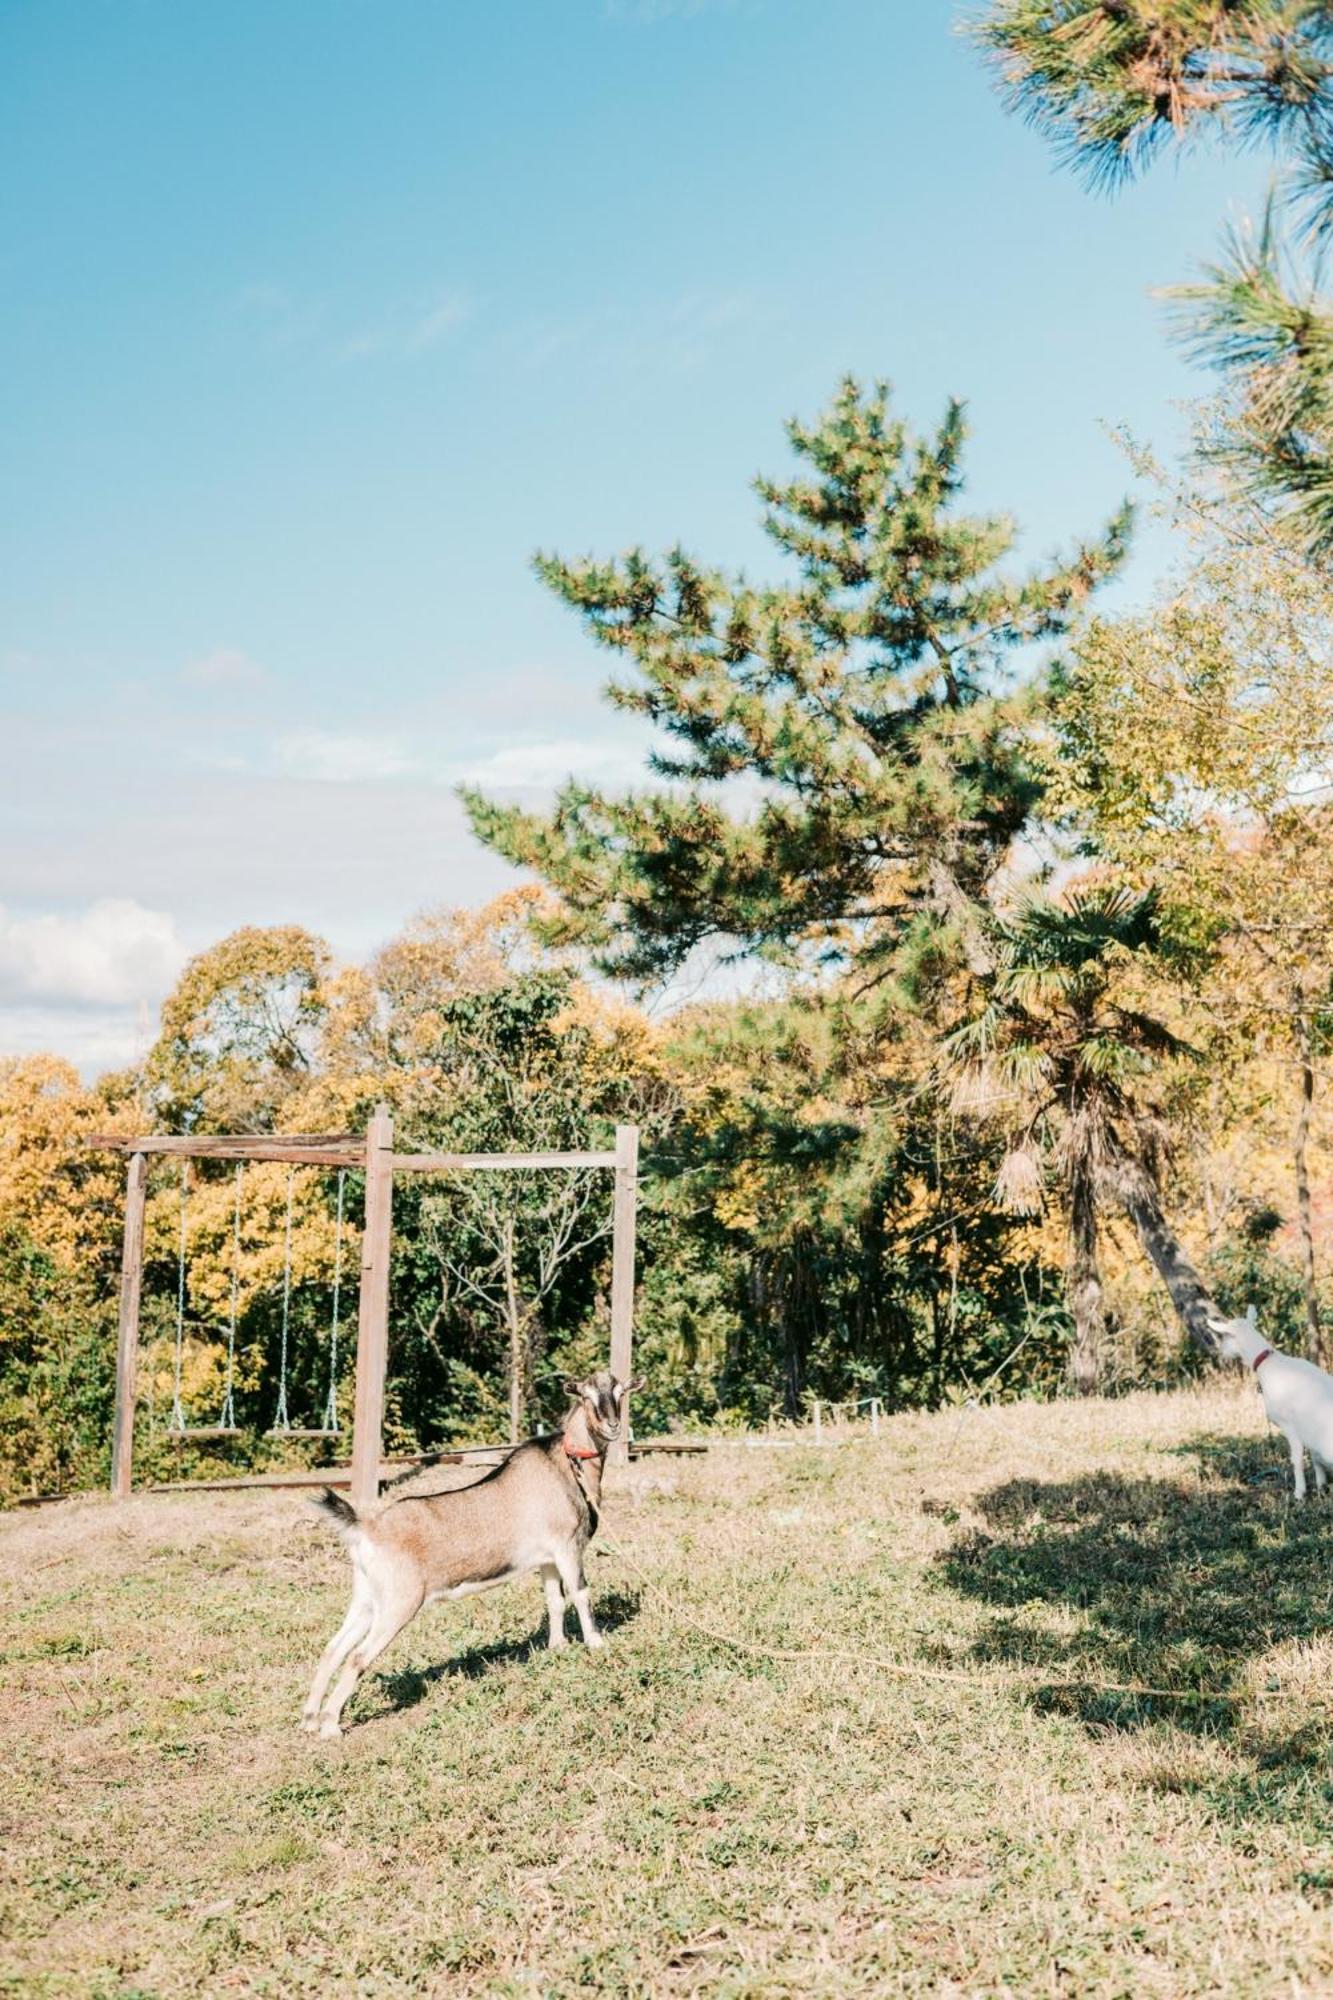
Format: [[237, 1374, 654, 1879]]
[[1315, 1458, 1329, 1496], [318, 1586, 422, 1739], [541, 1564, 568, 1648], [554, 1544, 603, 1650], [1286, 1430, 1309, 1501], [302, 1581, 373, 1732]]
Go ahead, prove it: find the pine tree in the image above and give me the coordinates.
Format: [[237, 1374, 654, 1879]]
[[977, 3, 1333, 191], [464, 378, 1130, 991], [976, 2, 1333, 554]]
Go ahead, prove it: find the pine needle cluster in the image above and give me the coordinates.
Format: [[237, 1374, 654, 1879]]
[[976, 2, 1333, 554]]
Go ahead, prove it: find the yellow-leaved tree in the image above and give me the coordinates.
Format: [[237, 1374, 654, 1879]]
[[1051, 477, 1333, 1358]]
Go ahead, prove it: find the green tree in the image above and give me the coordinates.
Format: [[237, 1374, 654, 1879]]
[[976, 1, 1333, 553], [464, 377, 1130, 993], [945, 884, 1215, 1386], [976, 3, 1333, 191], [1050, 488, 1333, 1358], [657, 992, 1065, 1417], [0, 1219, 116, 1501], [386, 969, 656, 1442]]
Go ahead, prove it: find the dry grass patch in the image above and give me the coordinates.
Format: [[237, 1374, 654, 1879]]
[[4, 1382, 1333, 1994]]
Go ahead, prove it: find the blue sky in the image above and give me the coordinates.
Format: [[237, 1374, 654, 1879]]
[[0, 0, 1266, 1069]]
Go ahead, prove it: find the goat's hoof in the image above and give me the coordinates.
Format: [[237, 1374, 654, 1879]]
[[585, 1632, 606, 1650], [317, 1721, 343, 1741], [298, 1715, 320, 1735]]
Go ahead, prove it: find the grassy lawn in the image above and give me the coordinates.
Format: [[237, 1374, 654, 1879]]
[[5, 1380, 1333, 1996]]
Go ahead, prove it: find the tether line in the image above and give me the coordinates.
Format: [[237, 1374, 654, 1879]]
[[596, 1529, 1321, 1711]]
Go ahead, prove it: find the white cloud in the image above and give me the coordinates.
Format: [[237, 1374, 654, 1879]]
[[232, 283, 329, 352], [509, 289, 763, 375], [233, 283, 471, 363], [456, 737, 647, 791], [342, 292, 472, 360], [268, 728, 646, 792], [273, 730, 417, 783], [179, 646, 270, 691], [605, 0, 744, 19], [0, 899, 186, 1008], [0, 1002, 153, 1076]]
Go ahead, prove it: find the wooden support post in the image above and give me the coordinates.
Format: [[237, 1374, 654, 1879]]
[[870, 1397, 881, 1438], [813, 1399, 823, 1445], [608, 1123, 639, 1467], [350, 1107, 394, 1513], [110, 1150, 148, 1499]]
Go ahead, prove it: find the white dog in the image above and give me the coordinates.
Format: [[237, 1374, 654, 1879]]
[[1209, 1305, 1333, 1500]]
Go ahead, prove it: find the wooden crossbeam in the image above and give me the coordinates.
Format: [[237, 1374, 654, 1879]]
[[387, 1149, 618, 1173], [84, 1134, 366, 1167], [83, 1138, 618, 1173]]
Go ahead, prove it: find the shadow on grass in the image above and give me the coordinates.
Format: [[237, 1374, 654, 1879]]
[[937, 1433, 1332, 1740], [364, 1587, 643, 1722]]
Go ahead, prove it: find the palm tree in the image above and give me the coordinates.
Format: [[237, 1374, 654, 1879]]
[[945, 883, 1219, 1391]]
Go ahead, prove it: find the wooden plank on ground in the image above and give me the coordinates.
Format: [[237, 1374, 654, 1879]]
[[21, 1437, 701, 1506], [147, 1451, 513, 1495]]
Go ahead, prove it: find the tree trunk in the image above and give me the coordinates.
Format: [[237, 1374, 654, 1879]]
[[1294, 1009, 1321, 1365], [1116, 1160, 1219, 1355], [1067, 1159, 1105, 1396], [502, 1214, 523, 1444], [779, 1249, 803, 1420]]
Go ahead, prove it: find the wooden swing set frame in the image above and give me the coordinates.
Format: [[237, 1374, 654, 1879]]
[[87, 1109, 640, 1508]]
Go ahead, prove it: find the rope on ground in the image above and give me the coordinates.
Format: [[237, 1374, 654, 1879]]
[[596, 1529, 1325, 1712]]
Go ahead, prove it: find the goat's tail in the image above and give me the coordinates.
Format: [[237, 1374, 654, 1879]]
[[310, 1487, 360, 1540]]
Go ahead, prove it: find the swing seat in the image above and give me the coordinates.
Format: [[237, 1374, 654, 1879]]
[[166, 1425, 242, 1440], [265, 1426, 340, 1440]]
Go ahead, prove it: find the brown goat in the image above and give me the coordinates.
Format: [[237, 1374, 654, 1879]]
[[302, 1371, 641, 1737]]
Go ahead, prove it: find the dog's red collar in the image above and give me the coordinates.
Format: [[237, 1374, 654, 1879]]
[[563, 1437, 600, 1461], [1253, 1348, 1274, 1372]]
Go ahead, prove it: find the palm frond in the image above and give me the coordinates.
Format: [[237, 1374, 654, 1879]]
[[995, 1142, 1045, 1215]]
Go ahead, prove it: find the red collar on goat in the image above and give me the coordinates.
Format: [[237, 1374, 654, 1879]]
[[1253, 1348, 1274, 1372], [564, 1436, 600, 1461]]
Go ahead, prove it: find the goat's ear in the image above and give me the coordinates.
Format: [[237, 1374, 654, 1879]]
[[628, 1375, 646, 1395], [1206, 1317, 1229, 1335], [1246, 1302, 1259, 1329], [562, 1376, 582, 1398]]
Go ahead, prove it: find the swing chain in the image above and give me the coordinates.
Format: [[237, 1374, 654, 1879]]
[[219, 1162, 242, 1432], [273, 1167, 295, 1432], [169, 1161, 189, 1431], [323, 1169, 346, 1434]]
